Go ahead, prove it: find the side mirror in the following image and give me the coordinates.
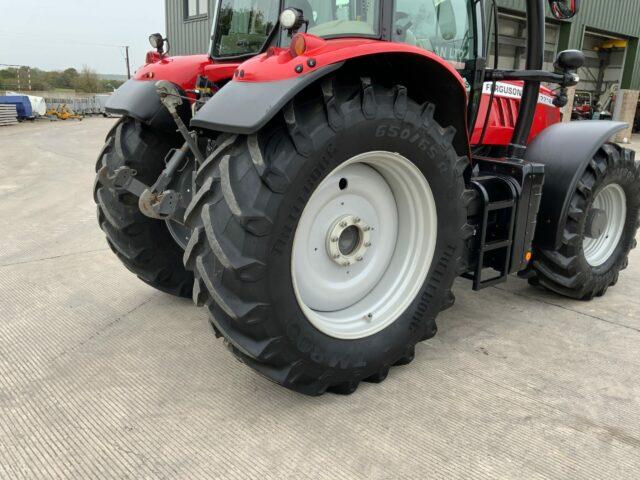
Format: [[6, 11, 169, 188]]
[[548, 0, 580, 20], [553, 49, 583, 106], [435, 0, 457, 40], [555, 49, 585, 71]]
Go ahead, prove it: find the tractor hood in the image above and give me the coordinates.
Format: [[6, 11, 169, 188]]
[[133, 54, 240, 92]]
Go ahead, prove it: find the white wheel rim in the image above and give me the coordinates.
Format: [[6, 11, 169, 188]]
[[291, 151, 437, 340], [583, 183, 627, 267]]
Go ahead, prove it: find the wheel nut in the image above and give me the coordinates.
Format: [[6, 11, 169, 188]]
[[333, 254, 340, 259], [331, 236, 339, 242], [364, 241, 371, 247], [342, 261, 350, 267], [340, 221, 347, 228], [356, 256, 363, 262], [363, 226, 371, 232], [354, 217, 361, 223]]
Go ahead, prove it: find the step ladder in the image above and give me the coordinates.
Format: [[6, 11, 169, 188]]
[[463, 176, 518, 290]]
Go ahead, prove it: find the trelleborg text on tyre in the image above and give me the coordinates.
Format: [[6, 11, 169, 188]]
[[184, 77, 473, 395]]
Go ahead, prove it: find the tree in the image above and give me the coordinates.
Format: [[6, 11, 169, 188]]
[[74, 66, 99, 93], [99, 79, 124, 92], [58, 68, 79, 89], [0, 65, 118, 93]]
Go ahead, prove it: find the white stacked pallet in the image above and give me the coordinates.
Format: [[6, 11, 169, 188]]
[[0, 104, 18, 126]]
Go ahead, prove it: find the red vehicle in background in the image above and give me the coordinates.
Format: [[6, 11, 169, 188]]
[[95, 0, 639, 396]]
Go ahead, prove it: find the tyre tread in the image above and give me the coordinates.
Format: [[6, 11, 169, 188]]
[[94, 118, 193, 297], [184, 79, 470, 394]]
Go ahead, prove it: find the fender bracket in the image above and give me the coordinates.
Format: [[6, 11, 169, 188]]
[[106, 79, 191, 132], [190, 63, 343, 134]]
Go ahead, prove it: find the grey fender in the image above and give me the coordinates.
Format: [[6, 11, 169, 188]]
[[190, 63, 343, 134], [191, 54, 470, 159], [106, 79, 190, 132], [525, 120, 628, 250]]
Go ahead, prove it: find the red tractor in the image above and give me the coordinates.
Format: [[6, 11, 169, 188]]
[[95, 0, 639, 395]]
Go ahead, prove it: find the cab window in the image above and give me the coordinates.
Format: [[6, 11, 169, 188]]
[[392, 0, 474, 65], [284, 0, 380, 38], [212, 0, 280, 57]]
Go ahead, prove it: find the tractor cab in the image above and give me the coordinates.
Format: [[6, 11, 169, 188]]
[[210, 0, 478, 74]]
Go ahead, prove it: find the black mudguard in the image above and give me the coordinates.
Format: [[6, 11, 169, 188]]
[[106, 79, 190, 132], [525, 120, 628, 250], [190, 63, 343, 133]]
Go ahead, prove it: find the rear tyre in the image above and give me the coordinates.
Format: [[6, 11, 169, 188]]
[[184, 77, 472, 395], [529, 144, 640, 299], [94, 117, 193, 297]]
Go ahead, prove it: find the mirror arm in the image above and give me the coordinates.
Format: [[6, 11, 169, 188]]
[[486, 69, 579, 87]]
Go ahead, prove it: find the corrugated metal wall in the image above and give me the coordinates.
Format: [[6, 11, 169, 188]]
[[497, 0, 640, 88], [165, 0, 214, 56], [569, 0, 640, 91], [498, 0, 640, 40]]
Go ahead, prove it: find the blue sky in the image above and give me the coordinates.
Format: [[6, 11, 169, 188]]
[[0, 0, 166, 75]]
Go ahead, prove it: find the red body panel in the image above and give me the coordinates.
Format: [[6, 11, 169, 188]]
[[470, 81, 561, 146], [134, 37, 561, 149], [233, 35, 467, 96], [231, 35, 560, 148], [134, 53, 239, 94]]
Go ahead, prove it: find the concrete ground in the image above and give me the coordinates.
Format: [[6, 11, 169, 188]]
[[1, 119, 639, 479]]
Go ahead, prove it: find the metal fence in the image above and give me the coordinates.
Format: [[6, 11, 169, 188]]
[[43, 95, 111, 116]]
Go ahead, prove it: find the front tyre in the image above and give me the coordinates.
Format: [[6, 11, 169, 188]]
[[530, 144, 640, 299], [184, 78, 472, 395]]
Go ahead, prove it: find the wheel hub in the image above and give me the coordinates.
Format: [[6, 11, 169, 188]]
[[292, 163, 398, 313], [584, 208, 607, 239], [583, 183, 627, 267], [291, 151, 437, 339], [326, 214, 372, 267]]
